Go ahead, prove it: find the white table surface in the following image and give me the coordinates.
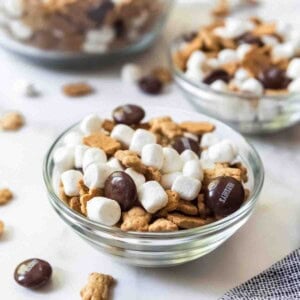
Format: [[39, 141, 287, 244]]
[[1, 1, 300, 299]]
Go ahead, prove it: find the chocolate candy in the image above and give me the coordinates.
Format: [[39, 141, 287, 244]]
[[172, 137, 200, 155], [237, 33, 264, 47], [258, 67, 291, 90], [203, 69, 231, 85], [14, 259, 52, 289], [182, 31, 197, 42], [104, 171, 137, 211], [138, 75, 163, 95], [112, 104, 145, 125], [87, 0, 114, 25], [205, 176, 245, 217], [114, 19, 126, 38]]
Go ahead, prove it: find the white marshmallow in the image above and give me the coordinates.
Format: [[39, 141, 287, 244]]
[[61, 170, 83, 197], [82, 148, 107, 171], [161, 172, 182, 189], [125, 168, 145, 188], [200, 150, 215, 170], [287, 58, 300, 79], [261, 35, 279, 47], [111, 124, 134, 147], [210, 80, 228, 92], [288, 78, 300, 93], [180, 150, 199, 163], [138, 181, 168, 213], [80, 114, 103, 135], [3, 0, 23, 17], [87, 197, 121, 226], [234, 68, 250, 82], [207, 140, 237, 163], [85, 26, 115, 44], [121, 63, 143, 83], [9, 20, 33, 40], [205, 58, 220, 70], [13, 80, 40, 97], [82, 43, 108, 54], [276, 21, 291, 36], [141, 144, 164, 169], [214, 18, 253, 39], [186, 51, 206, 70], [182, 160, 203, 181], [185, 68, 204, 82], [201, 133, 220, 148], [172, 175, 201, 201], [74, 145, 89, 169], [272, 43, 295, 61], [83, 163, 112, 189], [218, 49, 238, 65], [107, 158, 124, 172], [63, 131, 83, 146], [161, 147, 183, 174], [236, 44, 252, 61], [53, 146, 74, 172], [129, 129, 156, 154], [240, 78, 263, 96]]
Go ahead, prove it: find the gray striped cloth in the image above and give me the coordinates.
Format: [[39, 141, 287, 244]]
[[221, 249, 300, 300]]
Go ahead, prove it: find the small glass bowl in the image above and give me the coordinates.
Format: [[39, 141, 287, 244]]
[[0, 0, 173, 66], [170, 40, 300, 134], [43, 107, 264, 267]]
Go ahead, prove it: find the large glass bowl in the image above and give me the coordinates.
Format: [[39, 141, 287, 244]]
[[0, 0, 173, 66], [170, 40, 300, 135], [43, 107, 264, 267]]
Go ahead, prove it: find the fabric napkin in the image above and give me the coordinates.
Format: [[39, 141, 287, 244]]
[[220, 249, 300, 300]]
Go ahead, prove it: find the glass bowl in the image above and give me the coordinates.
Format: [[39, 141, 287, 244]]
[[170, 40, 300, 135], [43, 107, 264, 267], [0, 0, 173, 66]]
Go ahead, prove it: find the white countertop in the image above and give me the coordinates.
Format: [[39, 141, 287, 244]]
[[1, 1, 300, 299]]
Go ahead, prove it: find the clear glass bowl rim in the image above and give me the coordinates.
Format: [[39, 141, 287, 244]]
[[43, 108, 264, 240]]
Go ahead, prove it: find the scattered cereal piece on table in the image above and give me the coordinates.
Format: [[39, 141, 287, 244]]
[[0, 112, 24, 131], [63, 82, 94, 97], [0, 220, 4, 236], [0, 188, 13, 205]]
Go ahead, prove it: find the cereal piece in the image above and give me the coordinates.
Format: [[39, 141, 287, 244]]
[[203, 164, 242, 185], [78, 180, 89, 196], [0, 188, 13, 205], [145, 167, 161, 182], [244, 188, 250, 201], [80, 188, 104, 215], [120, 207, 151, 232], [200, 29, 221, 52], [159, 121, 183, 139], [102, 119, 115, 133], [80, 272, 114, 300], [180, 121, 215, 135], [63, 82, 93, 97], [0, 220, 4, 236], [231, 162, 248, 182], [151, 67, 173, 84], [0, 112, 24, 131], [114, 150, 147, 174], [83, 132, 121, 155], [221, 62, 239, 76], [157, 190, 180, 217], [59, 184, 70, 204], [69, 197, 81, 213], [167, 213, 209, 229], [252, 22, 277, 36], [149, 218, 178, 232], [212, 0, 229, 17], [176, 200, 198, 216]]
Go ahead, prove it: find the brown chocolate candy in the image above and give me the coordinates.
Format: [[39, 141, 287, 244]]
[[205, 176, 245, 217], [138, 76, 163, 95], [172, 137, 200, 155], [258, 67, 291, 90], [112, 104, 145, 125], [87, 0, 114, 25], [104, 171, 137, 211], [203, 69, 231, 85], [237, 33, 264, 47], [14, 258, 52, 289]]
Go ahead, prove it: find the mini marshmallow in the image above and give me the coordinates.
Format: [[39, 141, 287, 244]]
[[129, 129, 156, 154], [182, 160, 203, 181], [83, 163, 112, 189], [201, 132, 220, 148], [138, 181, 168, 213], [141, 144, 164, 169], [87, 197, 121, 226], [234, 68, 250, 82], [288, 78, 300, 93], [53, 146, 74, 172], [287, 58, 300, 79], [186, 51, 206, 70], [207, 140, 237, 163], [80, 114, 103, 135], [272, 43, 295, 61], [125, 168, 145, 188], [82, 43, 108, 54], [107, 158, 124, 172], [161, 147, 183, 174], [85, 26, 115, 44], [121, 63, 143, 83], [200, 150, 215, 170], [74, 145, 89, 169], [3, 0, 23, 17], [261, 35, 279, 47], [218, 49, 238, 65], [61, 170, 83, 197], [172, 175, 201, 201], [63, 131, 83, 146], [82, 148, 107, 171], [210, 80, 228, 92], [276, 21, 291, 36], [13, 80, 40, 97], [205, 58, 220, 70], [161, 172, 182, 189], [236, 44, 252, 60], [111, 124, 134, 147], [180, 150, 199, 163], [9, 20, 33, 40], [185, 68, 204, 82], [240, 78, 263, 96], [214, 18, 253, 39]]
